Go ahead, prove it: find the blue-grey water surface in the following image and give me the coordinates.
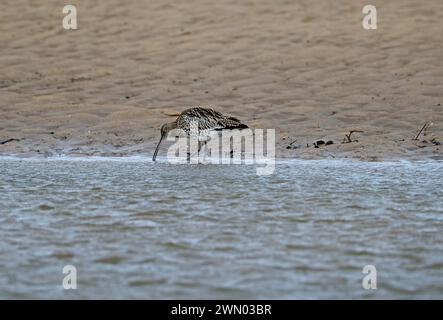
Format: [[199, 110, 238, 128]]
[[0, 157, 442, 299]]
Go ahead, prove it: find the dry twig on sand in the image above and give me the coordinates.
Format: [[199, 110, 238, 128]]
[[342, 130, 363, 143], [413, 122, 431, 140], [162, 110, 181, 117], [0, 138, 19, 145]]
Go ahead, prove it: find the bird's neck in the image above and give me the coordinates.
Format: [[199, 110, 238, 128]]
[[166, 121, 177, 133]]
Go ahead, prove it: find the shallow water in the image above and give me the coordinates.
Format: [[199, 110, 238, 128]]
[[0, 157, 442, 299]]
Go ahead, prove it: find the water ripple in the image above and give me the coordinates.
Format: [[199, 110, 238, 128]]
[[0, 158, 442, 298]]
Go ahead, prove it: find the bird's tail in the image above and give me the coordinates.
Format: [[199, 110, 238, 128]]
[[223, 117, 248, 130], [233, 123, 249, 129]]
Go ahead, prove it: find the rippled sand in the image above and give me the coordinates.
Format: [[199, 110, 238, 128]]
[[0, 0, 442, 160], [1, 158, 442, 298]]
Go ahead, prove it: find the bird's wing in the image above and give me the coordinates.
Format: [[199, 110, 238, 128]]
[[177, 107, 236, 131]]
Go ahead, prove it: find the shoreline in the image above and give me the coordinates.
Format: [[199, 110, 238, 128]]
[[0, 149, 442, 163], [0, 126, 441, 161]]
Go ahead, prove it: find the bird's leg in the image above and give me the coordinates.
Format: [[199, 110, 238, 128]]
[[186, 138, 191, 162], [197, 140, 208, 163], [186, 138, 204, 162], [198, 140, 207, 153], [230, 136, 234, 158]]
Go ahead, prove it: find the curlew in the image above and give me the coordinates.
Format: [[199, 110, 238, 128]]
[[152, 107, 248, 161]]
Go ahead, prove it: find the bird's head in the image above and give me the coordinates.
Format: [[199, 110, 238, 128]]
[[153, 121, 177, 161], [160, 123, 169, 139]]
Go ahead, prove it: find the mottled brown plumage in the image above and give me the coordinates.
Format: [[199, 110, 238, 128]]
[[152, 107, 248, 161]]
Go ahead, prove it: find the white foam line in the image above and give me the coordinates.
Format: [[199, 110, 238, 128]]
[[0, 155, 441, 167]]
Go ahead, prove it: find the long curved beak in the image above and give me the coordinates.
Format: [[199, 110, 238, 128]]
[[152, 136, 164, 161]]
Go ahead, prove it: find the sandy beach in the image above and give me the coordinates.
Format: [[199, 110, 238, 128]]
[[1, 0, 442, 160]]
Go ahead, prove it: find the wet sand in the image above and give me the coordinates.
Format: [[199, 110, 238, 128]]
[[1, 0, 442, 160]]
